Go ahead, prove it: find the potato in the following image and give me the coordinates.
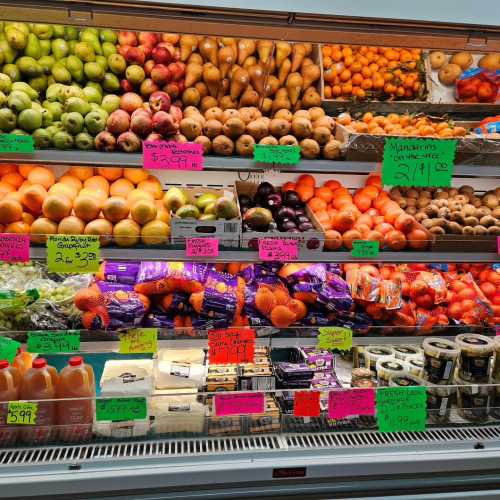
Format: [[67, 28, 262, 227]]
[[462, 204, 477, 217], [416, 198, 431, 209], [446, 221, 463, 234], [463, 216, 479, 227], [415, 212, 428, 223], [474, 225, 488, 235], [488, 226, 500, 235], [459, 185, 474, 196], [406, 206, 417, 215], [429, 226, 445, 235], [480, 215, 497, 227], [483, 193, 499, 209], [435, 191, 449, 200], [462, 226, 475, 235]]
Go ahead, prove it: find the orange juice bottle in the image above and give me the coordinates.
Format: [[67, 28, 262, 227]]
[[13, 350, 33, 376], [20, 358, 57, 445], [57, 356, 95, 442], [0, 360, 21, 446]]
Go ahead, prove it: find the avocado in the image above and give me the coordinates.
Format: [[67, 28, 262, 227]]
[[175, 204, 200, 219]]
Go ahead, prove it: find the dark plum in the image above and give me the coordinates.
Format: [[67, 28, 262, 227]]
[[256, 181, 274, 198], [276, 206, 296, 222], [283, 190, 301, 208], [299, 222, 314, 232], [279, 220, 297, 232], [267, 193, 282, 210], [238, 194, 252, 208]]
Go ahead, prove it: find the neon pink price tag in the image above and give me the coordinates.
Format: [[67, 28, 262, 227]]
[[143, 140, 203, 170], [497, 236, 500, 254], [214, 392, 265, 416], [258, 238, 298, 261], [186, 238, 219, 257], [328, 388, 375, 420], [496, 326, 500, 336], [0, 233, 29, 262]]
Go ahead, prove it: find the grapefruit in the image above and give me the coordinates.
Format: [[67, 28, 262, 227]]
[[113, 219, 140, 247], [42, 194, 72, 222], [131, 199, 157, 225], [0, 181, 15, 199], [123, 168, 149, 184], [30, 217, 58, 243], [84, 219, 113, 246], [0, 199, 23, 224], [127, 189, 154, 205], [22, 212, 35, 225], [18, 164, 36, 178], [84, 175, 109, 195], [27, 166, 55, 189], [58, 216, 85, 235], [73, 195, 102, 222], [138, 177, 163, 199], [59, 174, 82, 191], [67, 166, 94, 181], [110, 178, 134, 198], [4, 192, 23, 204], [78, 187, 107, 202], [22, 185, 47, 213], [1, 172, 24, 188], [97, 167, 123, 181], [0, 164, 17, 175], [5, 221, 30, 234], [102, 197, 130, 223], [141, 220, 170, 245], [49, 182, 78, 201]]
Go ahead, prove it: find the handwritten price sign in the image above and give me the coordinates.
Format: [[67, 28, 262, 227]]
[[382, 138, 456, 188], [253, 145, 301, 165], [119, 328, 158, 354], [214, 392, 265, 416], [96, 397, 147, 422], [208, 328, 255, 364], [294, 391, 321, 417], [143, 140, 204, 170], [328, 388, 375, 420], [376, 386, 427, 433], [27, 330, 80, 354], [186, 237, 219, 257], [259, 238, 298, 261], [7, 402, 38, 425], [47, 235, 100, 273], [0, 234, 29, 262], [351, 240, 379, 258], [317, 326, 352, 351], [0, 134, 34, 153], [0, 337, 21, 363]]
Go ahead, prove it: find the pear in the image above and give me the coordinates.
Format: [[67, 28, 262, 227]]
[[278, 58, 292, 86], [218, 45, 235, 79], [163, 187, 188, 212], [230, 67, 249, 100], [265, 75, 280, 97], [66, 55, 84, 82], [237, 39, 255, 65], [38, 55, 56, 74], [39, 40, 51, 57], [0, 40, 17, 64], [51, 63, 71, 83], [5, 27, 26, 50], [11, 81, 38, 100], [275, 41, 292, 67], [219, 37, 238, 58], [51, 38, 69, 60], [248, 64, 266, 95], [24, 33, 42, 59], [301, 63, 320, 89], [32, 24, 54, 40], [202, 64, 221, 98], [286, 72, 303, 105], [179, 34, 199, 61], [243, 56, 257, 70], [291, 43, 307, 72], [74, 41, 95, 62], [199, 37, 218, 65], [257, 40, 274, 64], [17, 56, 43, 78], [185, 62, 203, 87]]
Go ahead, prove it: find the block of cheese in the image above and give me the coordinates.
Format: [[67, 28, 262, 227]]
[[157, 348, 205, 364], [155, 360, 206, 389], [100, 359, 154, 397]]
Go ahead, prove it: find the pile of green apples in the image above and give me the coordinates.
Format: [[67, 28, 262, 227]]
[[0, 22, 124, 149]]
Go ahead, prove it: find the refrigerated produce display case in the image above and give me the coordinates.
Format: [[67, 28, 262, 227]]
[[0, 2, 499, 499]]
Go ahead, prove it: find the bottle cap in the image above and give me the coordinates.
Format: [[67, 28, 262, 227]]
[[0, 360, 9, 369], [69, 356, 83, 366], [32, 358, 47, 369]]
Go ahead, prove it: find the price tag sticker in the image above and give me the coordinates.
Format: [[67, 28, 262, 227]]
[[214, 392, 265, 416], [0, 337, 21, 363], [143, 140, 203, 170], [7, 402, 38, 425], [208, 328, 255, 364], [351, 240, 379, 258], [119, 328, 158, 354], [497, 236, 500, 254], [0, 234, 29, 262], [317, 327, 352, 351], [294, 391, 321, 417], [186, 237, 219, 257], [0, 134, 34, 153], [95, 397, 147, 422], [27, 330, 80, 354], [259, 238, 298, 261], [376, 386, 427, 433], [382, 137, 456, 187], [253, 144, 301, 165], [328, 388, 375, 420], [47, 235, 100, 273]]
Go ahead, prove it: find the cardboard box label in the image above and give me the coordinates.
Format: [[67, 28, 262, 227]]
[[143, 140, 203, 170]]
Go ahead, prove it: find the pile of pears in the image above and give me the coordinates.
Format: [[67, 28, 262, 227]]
[[0, 22, 122, 149]]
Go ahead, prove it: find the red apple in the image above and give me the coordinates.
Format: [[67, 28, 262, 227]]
[[118, 31, 137, 46], [144, 59, 155, 77], [138, 32, 158, 46], [120, 79, 134, 93], [168, 61, 185, 81], [142, 102, 152, 114], [145, 132, 162, 142], [169, 104, 183, 124], [117, 131, 142, 152], [157, 42, 176, 58], [138, 44, 152, 60], [106, 110, 130, 136], [131, 107, 151, 119], [149, 90, 171, 112], [172, 99, 183, 108], [152, 45, 172, 65], [151, 64, 171, 85], [130, 111, 153, 138], [163, 81, 180, 99], [153, 111, 178, 137], [117, 45, 130, 57], [95, 131, 117, 151], [139, 78, 159, 98], [125, 46, 146, 66], [120, 92, 144, 114], [176, 79, 185, 94]]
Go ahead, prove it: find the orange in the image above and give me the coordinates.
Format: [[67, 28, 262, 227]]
[[322, 45, 332, 57], [324, 180, 341, 191], [353, 192, 371, 212], [22, 185, 47, 214], [361, 66, 372, 78], [331, 85, 342, 97], [102, 197, 130, 223], [97, 167, 123, 181], [362, 112, 374, 123], [323, 229, 343, 250], [315, 187, 334, 203], [296, 174, 316, 187], [18, 165, 36, 178], [288, 299, 307, 321], [341, 82, 353, 94], [351, 72, 363, 86], [0, 165, 17, 176], [324, 86, 332, 98], [308, 196, 327, 212], [0, 199, 23, 224], [59, 175, 82, 191], [339, 69, 352, 82], [27, 167, 55, 189], [360, 185, 379, 199], [110, 178, 134, 198], [296, 185, 314, 202], [84, 175, 110, 195], [1, 172, 23, 189], [270, 305, 296, 328], [123, 168, 149, 185]]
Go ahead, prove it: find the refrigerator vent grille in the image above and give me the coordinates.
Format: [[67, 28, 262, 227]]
[[0, 426, 499, 467]]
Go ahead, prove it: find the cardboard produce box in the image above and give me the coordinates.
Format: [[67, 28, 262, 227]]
[[235, 181, 324, 256], [170, 186, 241, 248]]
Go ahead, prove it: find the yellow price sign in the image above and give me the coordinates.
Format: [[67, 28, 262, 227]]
[[7, 402, 38, 425], [119, 328, 158, 354], [47, 235, 100, 273], [317, 327, 352, 351]]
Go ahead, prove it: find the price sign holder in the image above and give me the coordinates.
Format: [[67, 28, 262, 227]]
[[382, 137, 456, 187], [253, 145, 301, 165], [0, 134, 34, 153], [0, 233, 29, 262], [7, 402, 38, 425], [96, 397, 147, 422], [119, 328, 158, 354], [294, 391, 321, 417], [143, 140, 204, 170], [208, 328, 255, 364], [47, 235, 100, 273], [259, 238, 298, 261], [317, 327, 352, 351], [27, 330, 80, 354]]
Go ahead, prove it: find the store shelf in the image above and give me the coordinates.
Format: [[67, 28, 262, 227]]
[[1, 150, 499, 177], [1, 425, 500, 499], [29, 246, 500, 263]]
